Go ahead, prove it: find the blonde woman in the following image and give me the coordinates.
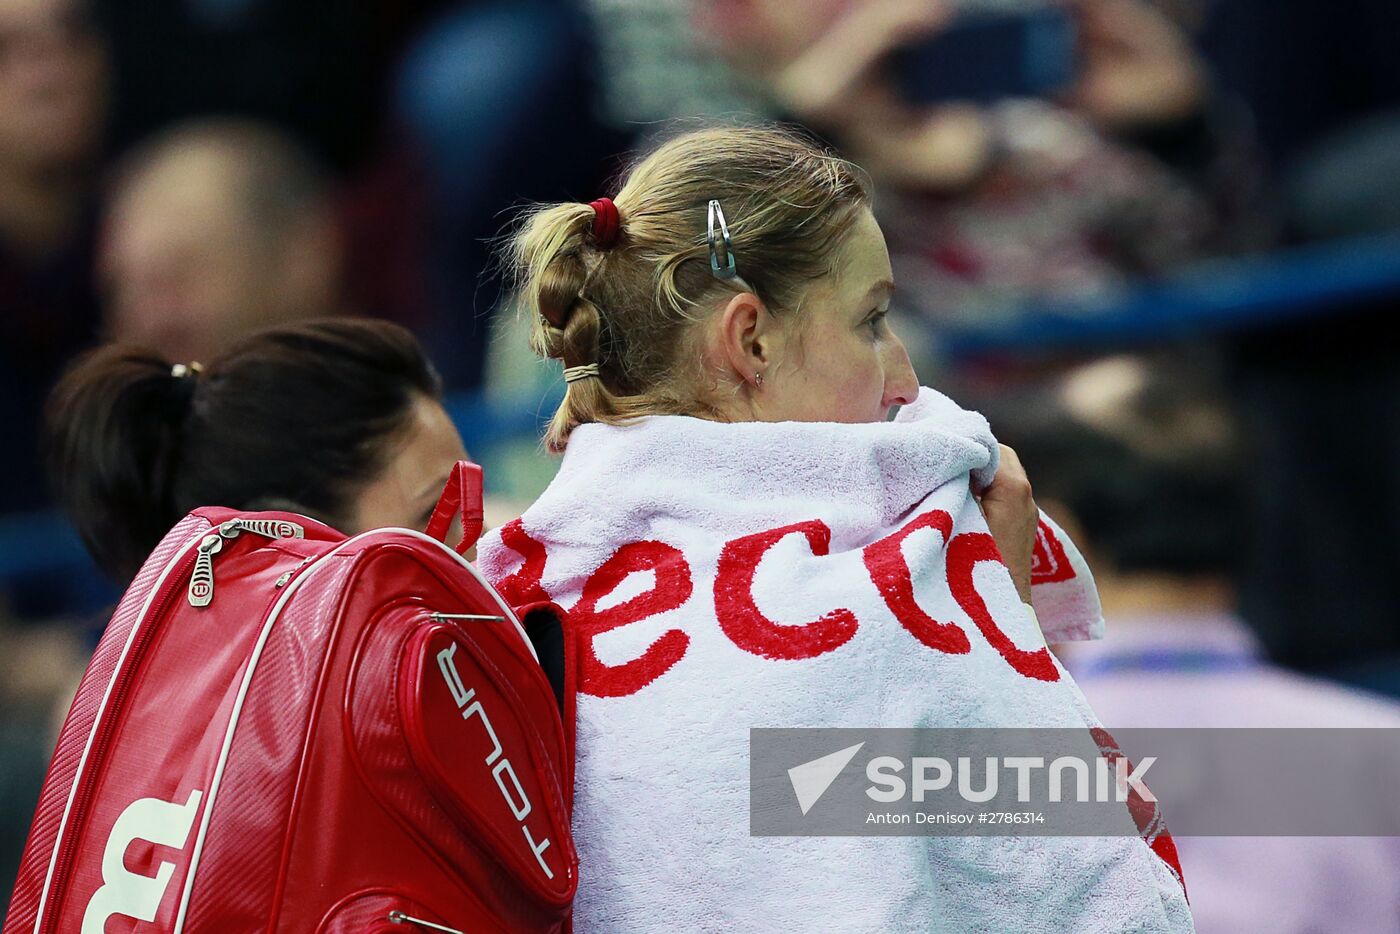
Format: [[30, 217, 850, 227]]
[[482, 126, 1192, 932]]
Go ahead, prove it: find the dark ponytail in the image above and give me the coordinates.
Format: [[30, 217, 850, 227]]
[[45, 318, 443, 582], [45, 347, 199, 583]]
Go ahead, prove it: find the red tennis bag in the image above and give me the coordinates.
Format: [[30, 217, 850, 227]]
[[4, 461, 578, 933]]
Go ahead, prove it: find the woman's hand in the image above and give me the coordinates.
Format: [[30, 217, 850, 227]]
[[768, 0, 994, 191], [1064, 0, 1206, 131], [976, 444, 1037, 604], [768, 0, 952, 123]]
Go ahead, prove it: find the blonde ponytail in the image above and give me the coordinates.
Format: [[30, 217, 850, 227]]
[[508, 124, 870, 451], [511, 202, 628, 451]]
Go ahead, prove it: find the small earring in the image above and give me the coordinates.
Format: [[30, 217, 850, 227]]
[[754, 372, 764, 388]]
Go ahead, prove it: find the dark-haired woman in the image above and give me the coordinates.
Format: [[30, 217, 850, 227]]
[[45, 317, 467, 583]]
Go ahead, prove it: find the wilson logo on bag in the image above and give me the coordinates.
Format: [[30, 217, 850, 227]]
[[82, 790, 203, 933]]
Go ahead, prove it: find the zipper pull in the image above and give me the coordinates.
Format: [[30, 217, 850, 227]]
[[188, 534, 224, 607], [275, 554, 317, 589], [188, 518, 306, 607], [219, 518, 305, 541]]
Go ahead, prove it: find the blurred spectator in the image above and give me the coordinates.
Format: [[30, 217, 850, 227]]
[[0, 0, 107, 513], [85, 0, 437, 377], [0, 0, 107, 848], [1193, 0, 1400, 689], [981, 352, 1400, 934], [390, 0, 619, 389], [1197, 0, 1400, 242], [0, 0, 103, 245], [87, 0, 614, 391], [1198, 0, 1400, 174], [697, 0, 1267, 327], [100, 118, 343, 363], [1228, 306, 1400, 698]]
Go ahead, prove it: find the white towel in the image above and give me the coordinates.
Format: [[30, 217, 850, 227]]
[[478, 388, 1192, 933]]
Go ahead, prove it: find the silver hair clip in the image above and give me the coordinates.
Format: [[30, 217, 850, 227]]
[[563, 363, 601, 383], [707, 199, 738, 281]]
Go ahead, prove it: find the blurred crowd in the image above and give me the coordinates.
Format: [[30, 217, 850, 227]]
[[1, 0, 1398, 928]]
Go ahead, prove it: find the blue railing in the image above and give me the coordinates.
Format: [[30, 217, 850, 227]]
[[4, 233, 1399, 595], [938, 231, 1400, 356]]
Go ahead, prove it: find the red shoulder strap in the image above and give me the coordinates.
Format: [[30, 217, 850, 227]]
[[426, 460, 484, 555]]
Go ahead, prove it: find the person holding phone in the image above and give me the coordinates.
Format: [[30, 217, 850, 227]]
[[698, 0, 1251, 324]]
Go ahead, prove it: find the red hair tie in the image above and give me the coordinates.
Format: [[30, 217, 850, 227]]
[[589, 197, 621, 248]]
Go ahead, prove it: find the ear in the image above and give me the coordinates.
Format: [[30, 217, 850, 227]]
[[714, 290, 778, 387]]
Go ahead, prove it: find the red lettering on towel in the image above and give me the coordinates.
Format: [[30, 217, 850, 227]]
[[487, 518, 1075, 693], [714, 520, 860, 661], [863, 510, 972, 655], [1030, 518, 1076, 585], [493, 519, 551, 606], [572, 541, 693, 697], [946, 532, 1060, 682]]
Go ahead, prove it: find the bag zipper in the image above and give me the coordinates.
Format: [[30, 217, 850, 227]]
[[188, 518, 304, 607]]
